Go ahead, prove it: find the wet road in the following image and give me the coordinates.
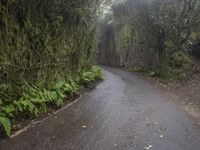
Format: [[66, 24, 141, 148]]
[[1, 67, 200, 150]]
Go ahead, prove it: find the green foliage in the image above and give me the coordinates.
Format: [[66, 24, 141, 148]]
[[0, 116, 11, 136], [15, 97, 40, 117], [0, 0, 103, 137], [0, 66, 103, 136], [148, 71, 157, 77], [80, 66, 103, 85], [168, 68, 185, 81], [131, 66, 146, 73], [1, 104, 15, 118], [92, 66, 103, 79], [13, 80, 79, 118], [121, 24, 133, 51], [100, 0, 200, 79], [171, 52, 192, 68], [0, 0, 100, 117], [0, 98, 12, 136], [53, 80, 78, 96]]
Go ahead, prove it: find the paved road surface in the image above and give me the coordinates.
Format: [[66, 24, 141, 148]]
[[1, 67, 200, 150]]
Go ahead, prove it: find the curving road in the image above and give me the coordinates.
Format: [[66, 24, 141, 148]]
[[1, 67, 200, 150]]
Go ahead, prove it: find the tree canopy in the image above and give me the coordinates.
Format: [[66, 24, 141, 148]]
[[99, 0, 200, 77]]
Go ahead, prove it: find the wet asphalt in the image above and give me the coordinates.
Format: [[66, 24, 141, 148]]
[[1, 67, 200, 150]]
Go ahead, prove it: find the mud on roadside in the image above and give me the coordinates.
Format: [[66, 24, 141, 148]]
[[143, 72, 200, 124]]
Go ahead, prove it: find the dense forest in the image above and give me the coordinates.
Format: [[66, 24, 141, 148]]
[[99, 0, 200, 79], [0, 0, 105, 136]]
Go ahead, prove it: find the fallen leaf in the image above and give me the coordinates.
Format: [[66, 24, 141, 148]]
[[144, 145, 152, 150]]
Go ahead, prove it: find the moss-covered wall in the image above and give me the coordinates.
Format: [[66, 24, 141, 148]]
[[0, 0, 99, 99]]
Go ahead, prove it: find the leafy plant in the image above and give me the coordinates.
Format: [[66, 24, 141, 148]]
[[0, 66, 103, 137], [0, 116, 11, 136], [91, 66, 103, 79], [80, 66, 103, 85], [14, 98, 39, 117]]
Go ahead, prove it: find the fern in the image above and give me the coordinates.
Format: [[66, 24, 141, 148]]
[[0, 66, 103, 137], [91, 66, 103, 79], [1, 105, 15, 118], [80, 66, 103, 85], [0, 116, 11, 136], [14, 98, 39, 117]]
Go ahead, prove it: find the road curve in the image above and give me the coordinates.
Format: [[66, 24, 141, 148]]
[[1, 67, 200, 150]]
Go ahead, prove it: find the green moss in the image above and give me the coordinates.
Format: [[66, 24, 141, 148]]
[[168, 68, 184, 81], [131, 66, 146, 72], [172, 51, 192, 68], [0, 0, 101, 137]]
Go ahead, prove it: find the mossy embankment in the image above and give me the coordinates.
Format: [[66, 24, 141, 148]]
[[0, 1, 103, 137]]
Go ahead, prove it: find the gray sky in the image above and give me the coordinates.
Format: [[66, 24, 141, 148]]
[[101, 0, 124, 16]]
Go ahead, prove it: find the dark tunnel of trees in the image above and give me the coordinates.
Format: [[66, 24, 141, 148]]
[[0, 0, 200, 137]]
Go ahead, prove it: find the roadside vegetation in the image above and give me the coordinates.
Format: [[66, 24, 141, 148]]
[[0, 66, 103, 136], [1, 0, 200, 138], [99, 0, 200, 81], [0, 0, 105, 137]]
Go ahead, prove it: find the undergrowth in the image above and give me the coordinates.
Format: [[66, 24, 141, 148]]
[[0, 66, 103, 137], [131, 52, 196, 81]]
